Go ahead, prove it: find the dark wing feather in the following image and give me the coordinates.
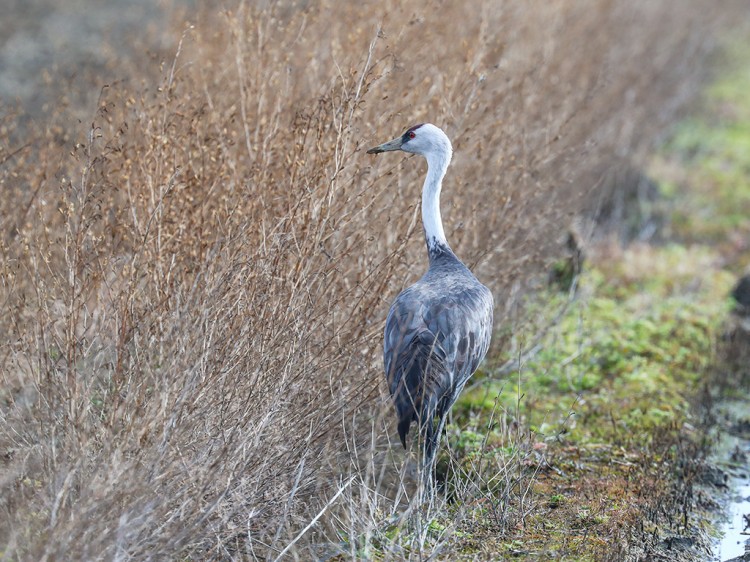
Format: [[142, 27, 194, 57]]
[[383, 295, 444, 447]]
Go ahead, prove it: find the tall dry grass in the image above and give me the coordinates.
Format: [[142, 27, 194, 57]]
[[0, 0, 741, 558]]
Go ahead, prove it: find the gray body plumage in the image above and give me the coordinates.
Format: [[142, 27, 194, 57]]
[[384, 245, 493, 467]]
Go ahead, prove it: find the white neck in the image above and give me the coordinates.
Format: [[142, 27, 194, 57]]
[[422, 149, 451, 254]]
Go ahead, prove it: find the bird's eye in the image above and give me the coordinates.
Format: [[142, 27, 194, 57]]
[[408, 131, 416, 139]]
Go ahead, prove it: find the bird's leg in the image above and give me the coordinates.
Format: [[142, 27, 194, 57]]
[[417, 417, 436, 503], [419, 410, 448, 503]]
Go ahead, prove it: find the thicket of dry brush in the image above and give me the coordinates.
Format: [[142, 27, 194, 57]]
[[0, 0, 739, 558]]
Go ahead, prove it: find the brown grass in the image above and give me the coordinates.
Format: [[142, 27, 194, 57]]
[[0, 0, 741, 559]]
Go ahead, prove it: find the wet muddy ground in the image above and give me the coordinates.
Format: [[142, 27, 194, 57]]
[[713, 399, 750, 560]]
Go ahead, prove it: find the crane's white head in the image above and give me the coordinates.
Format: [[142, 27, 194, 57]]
[[367, 123, 452, 251], [367, 123, 452, 162]]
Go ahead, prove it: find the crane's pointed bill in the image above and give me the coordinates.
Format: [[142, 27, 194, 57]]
[[367, 136, 403, 154]]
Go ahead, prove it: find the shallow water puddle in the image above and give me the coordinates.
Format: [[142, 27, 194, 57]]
[[713, 401, 750, 562], [716, 478, 750, 560]]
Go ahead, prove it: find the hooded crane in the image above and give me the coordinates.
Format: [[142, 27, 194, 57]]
[[367, 123, 494, 484]]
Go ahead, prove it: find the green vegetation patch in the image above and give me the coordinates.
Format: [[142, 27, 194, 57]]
[[459, 251, 732, 442], [442, 247, 732, 558]]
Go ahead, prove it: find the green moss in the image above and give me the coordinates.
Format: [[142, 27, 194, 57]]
[[456, 252, 730, 453]]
